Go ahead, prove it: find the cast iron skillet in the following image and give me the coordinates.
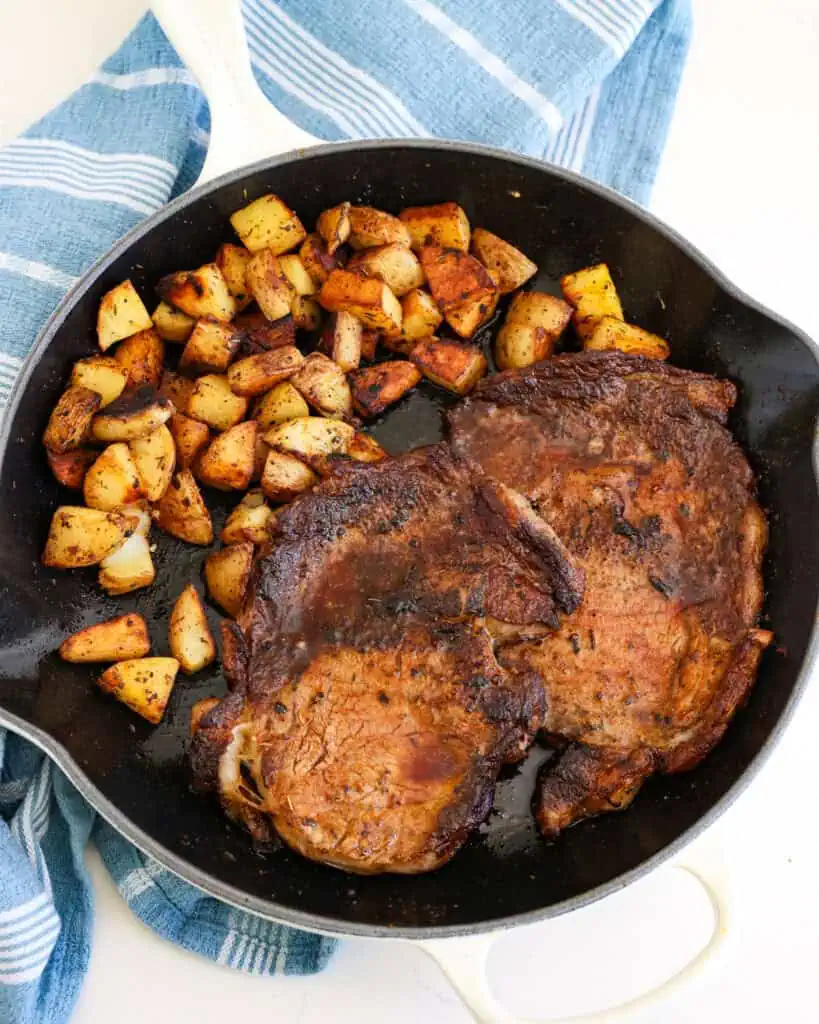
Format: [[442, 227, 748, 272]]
[[0, 2, 818, 1020]]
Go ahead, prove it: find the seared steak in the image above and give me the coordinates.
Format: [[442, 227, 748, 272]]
[[192, 444, 582, 872], [448, 352, 771, 837]]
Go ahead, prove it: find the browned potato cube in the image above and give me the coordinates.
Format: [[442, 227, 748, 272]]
[[246, 249, 295, 322], [157, 263, 235, 322], [397, 288, 443, 342], [507, 291, 573, 332], [234, 311, 297, 352], [97, 280, 153, 351], [179, 319, 241, 376], [70, 356, 128, 408], [187, 374, 248, 431], [251, 435, 270, 483], [97, 657, 179, 724], [348, 243, 425, 298], [419, 247, 499, 338], [411, 337, 488, 395], [318, 312, 362, 372], [214, 243, 252, 311], [195, 420, 257, 491], [42, 506, 132, 568], [299, 233, 338, 286], [159, 370, 194, 413], [360, 329, 379, 361], [290, 352, 353, 419], [319, 269, 402, 334], [264, 416, 355, 474], [113, 327, 165, 390], [585, 316, 670, 360], [399, 202, 471, 252], [46, 448, 98, 490], [317, 201, 351, 254], [154, 469, 213, 546], [98, 530, 155, 595], [254, 381, 310, 429], [261, 448, 318, 502], [168, 585, 216, 674], [168, 412, 211, 469], [43, 386, 100, 453], [83, 442, 143, 511], [59, 612, 150, 662], [290, 295, 322, 331], [227, 346, 304, 398], [470, 227, 537, 293], [349, 361, 421, 418], [129, 424, 176, 501], [152, 300, 195, 343], [560, 263, 624, 339], [91, 385, 173, 443], [348, 206, 411, 250], [495, 323, 553, 370], [221, 490, 275, 545], [348, 432, 389, 463], [279, 254, 318, 296], [230, 193, 306, 254], [204, 542, 254, 617]]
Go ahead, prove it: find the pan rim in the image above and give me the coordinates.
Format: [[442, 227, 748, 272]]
[[1, 138, 817, 940]]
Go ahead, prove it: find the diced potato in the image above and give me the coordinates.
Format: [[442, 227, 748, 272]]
[[264, 416, 355, 474], [470, 228, 537, 293], [46, 448, 98, 490], [507, 291, 573, 332], [399, 202, 471, 252], [204, 542, 254, 618], [360, 329, 379, 361], [254, 381, 310, 429], [299, 233, 338, 286], [290, 295, 322, 331], [195, 420, 257, 491], [152, 300, 195, 343], [91, 385, 173, 442], [230, 193, 307, 254], [221, 490, 275, 545], [261, 448, 317, 502], [190, 697, 221, 737], [168, 412, 211, 469], [419, 247, 499, 338], [97, 279, 153, 351], [113, 328, 165, 390], [319, 312, 362, 372], [129, 424, 176, 501], [348, 432, 389, 463], [227, 346, 304, 398], [348, 206, 411, 250], [411, 337, 488, 395], [156, 263, 235, 322], [70, 356, 128, 408], [495, 322, 556, 370], [234, 311, 297, 352], [83, 442, 143, 511], [349, 361, 421, 418], [187, 374, 249, 431], [245, 249, 295, 322], [317, 201, 351, 254], [215, 243, 252, 310], [251, 435, 269, 483], [279, 254, 318, 296], [585, 316, 670, 360], [179, 319, 241, 376], [168, 584, 216, 674], [159, 370, 194, 413], [319, 269, 402, 334], [348, 243, 425, 297], [59, 612, 150, 663], [43, 386, 100, 453], [560, 263, 624, 339], [154, 469, 213, 546], [42, 506, 132, 568], [398, 288, 443, 342], [98, 530, 155, 595], [96, 657, 179, 725], [290, 352, 353, 419], [122, 503, 152, 538]]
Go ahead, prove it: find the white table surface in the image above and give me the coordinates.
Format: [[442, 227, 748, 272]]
[[1, 2, 818, 1021]]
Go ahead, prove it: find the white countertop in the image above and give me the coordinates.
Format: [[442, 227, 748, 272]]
[[1, 1, 818, 1021]]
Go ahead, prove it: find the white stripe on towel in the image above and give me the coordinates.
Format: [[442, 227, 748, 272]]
[[89, 67, 199, 91], [0, 253, 76, 291]]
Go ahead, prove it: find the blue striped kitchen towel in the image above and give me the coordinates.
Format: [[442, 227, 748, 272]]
[[0, 1, 691, 1020]]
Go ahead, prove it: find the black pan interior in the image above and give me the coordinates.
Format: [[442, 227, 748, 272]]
[[0, 143, 817, 937]]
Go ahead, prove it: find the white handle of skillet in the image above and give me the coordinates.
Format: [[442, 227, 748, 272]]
[[151, 0, 320, 184], [415, 836, 730, 1024]]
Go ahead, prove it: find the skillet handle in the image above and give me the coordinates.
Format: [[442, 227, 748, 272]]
[[415, 839, 730, 1024], [151, 0, 319, 184]]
